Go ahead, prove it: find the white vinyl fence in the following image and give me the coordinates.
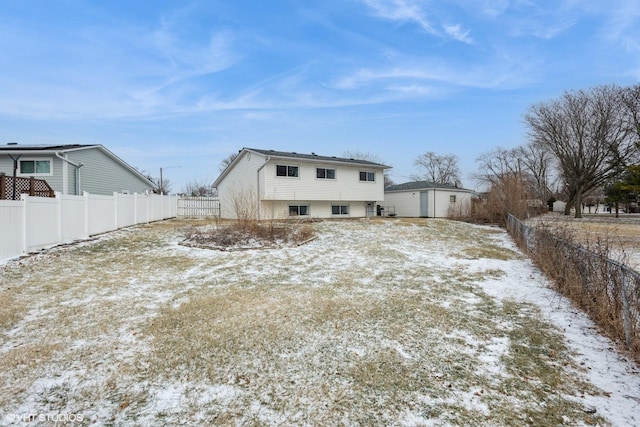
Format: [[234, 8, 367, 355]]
[[0, 192, 178, 262]]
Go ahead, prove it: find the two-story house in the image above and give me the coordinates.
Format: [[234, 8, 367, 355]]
[[213, 148, 390, 219]]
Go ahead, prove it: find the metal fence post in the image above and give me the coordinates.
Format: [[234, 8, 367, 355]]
[[620, 267, 632, 349]]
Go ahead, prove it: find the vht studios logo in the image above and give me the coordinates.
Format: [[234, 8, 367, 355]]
[[2, 412, 84, 423]]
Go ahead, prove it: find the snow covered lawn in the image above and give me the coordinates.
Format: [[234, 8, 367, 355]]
[[1, 218, 639, 426]]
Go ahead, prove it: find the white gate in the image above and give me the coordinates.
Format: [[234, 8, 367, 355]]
[[177, 196, 220, 218]]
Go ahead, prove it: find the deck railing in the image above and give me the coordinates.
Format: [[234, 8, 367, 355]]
[[0, 173, 55, 200]]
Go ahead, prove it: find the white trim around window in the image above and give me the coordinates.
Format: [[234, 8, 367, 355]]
[[331, 204, 350, 216], [288, 204, 309, 216], [18, 158, 53, 176], [316, 167, 336, 180], [359, 171, 375, 182], [276, 164, 299, 178]]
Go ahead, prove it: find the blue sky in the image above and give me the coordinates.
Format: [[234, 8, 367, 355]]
[[1, 0, 639, 191]]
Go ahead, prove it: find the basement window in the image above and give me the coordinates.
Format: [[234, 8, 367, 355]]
[[331, 205, 349, 215], [289, 205, 309, 216]]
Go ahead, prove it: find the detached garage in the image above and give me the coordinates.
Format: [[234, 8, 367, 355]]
[[384, 181, 474, 218]]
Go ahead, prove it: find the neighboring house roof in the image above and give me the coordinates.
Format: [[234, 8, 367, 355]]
[[385, 181, 470, 192], [214, 147, 390, 187], [0, 143, 156, 189], [0, 144, 91, 152]]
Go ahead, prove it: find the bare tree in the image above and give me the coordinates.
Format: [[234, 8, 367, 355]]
[[413, 152, 461, 185], [524, 85, 634, 218], [341, 150, 394, 187], [153, 177, 172, 195], [342, 150, 382, 163], [219, 152, 239, 173], [514, 140, 554, 204], [474, 147, 519, 188], [620, 84, 640, 157], [183, 179, 216, 197], [139, 171, 172, 194], [474, 147, 533, 221]]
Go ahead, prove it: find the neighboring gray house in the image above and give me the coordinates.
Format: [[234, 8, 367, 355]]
[[384, 181, 474, 218], [0, 143, 156, 196]]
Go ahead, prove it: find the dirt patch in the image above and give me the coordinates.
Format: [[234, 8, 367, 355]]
[[179, 220, 316, 251]]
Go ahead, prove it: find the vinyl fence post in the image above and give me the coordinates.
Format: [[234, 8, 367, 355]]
[[133, 193, 138, 225], [21, 194, 27, 255], [620, 267, 632, 350], [84, 191, 90, 238], [114, 192, 119, 230], [56, 192, 62, 244]]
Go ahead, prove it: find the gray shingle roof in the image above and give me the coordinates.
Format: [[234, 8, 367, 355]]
[[246, 148, 389, 168], [0, 144, 96, 151]]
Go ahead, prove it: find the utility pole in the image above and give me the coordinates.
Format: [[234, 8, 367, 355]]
[[159, 165, 180, 194]]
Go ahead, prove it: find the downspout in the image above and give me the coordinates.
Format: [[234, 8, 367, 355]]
[[55, 152, 84, 195], [433, 187, 437, 218], [256, 157, 269, 221]]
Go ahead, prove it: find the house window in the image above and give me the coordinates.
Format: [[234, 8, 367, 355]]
[[19, 159, 52, 175], [316, 168, 336, 179], [331, 205, 349, 215], [450, 195, 457, 203], [359, 171, 375, 182], [277, 165, 299, 177], [289, 205, 309, 216]]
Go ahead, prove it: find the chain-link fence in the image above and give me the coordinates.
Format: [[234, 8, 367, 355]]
[[507, 214, 640, 356]]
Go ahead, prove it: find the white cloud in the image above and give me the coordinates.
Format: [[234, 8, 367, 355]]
[[330, 58, 529, 92], [443, 24, 474, 44], [599, 0, 640, 52], [360, 0, 436, 34], [480, 0, 510, 17], [359, 0, 474, 44]]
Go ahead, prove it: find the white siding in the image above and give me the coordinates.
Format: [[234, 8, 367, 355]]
[[217, 151, 267, 219], [262, 200, 371, 219], [261, 161, 383, 202], [384, 189, 472, 218], [384, 191, 422, 217]]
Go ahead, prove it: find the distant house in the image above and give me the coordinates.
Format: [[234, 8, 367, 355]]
[[553, 200, 567, 213], [384, 181, 474, 218], [213, 148, 390, 219], [0, 144, 156, 196]]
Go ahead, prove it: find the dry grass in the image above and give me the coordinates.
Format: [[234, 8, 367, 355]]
[[531, 213, 640, 270], [0, 218, 612, 425]]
